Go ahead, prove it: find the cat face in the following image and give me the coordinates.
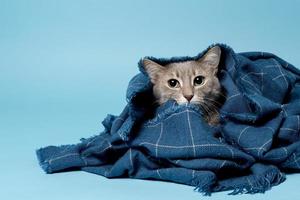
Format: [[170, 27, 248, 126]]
[[142, 46, 222, 105]]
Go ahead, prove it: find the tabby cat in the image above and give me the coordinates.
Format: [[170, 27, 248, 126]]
[[142, 46, 223, 125]]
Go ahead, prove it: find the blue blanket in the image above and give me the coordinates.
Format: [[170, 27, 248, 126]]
[[36, 44, 300, 195]]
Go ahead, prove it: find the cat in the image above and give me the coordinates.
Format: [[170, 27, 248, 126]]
[[142, 46, 224, 126]]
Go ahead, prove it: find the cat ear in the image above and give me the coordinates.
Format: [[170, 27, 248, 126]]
[[198, 46, 221, 74], [142, 58, 165, 82]]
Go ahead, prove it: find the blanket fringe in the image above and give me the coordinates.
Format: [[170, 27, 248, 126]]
[[193, 175, 216, 196], [36, 147, 53, 173], [227, 170, 286, 195], [192, 168, 286, 195]]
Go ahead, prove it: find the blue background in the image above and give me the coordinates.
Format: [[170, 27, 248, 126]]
[[1, 0, 300, 199]]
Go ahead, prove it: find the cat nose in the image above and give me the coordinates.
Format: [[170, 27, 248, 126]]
[[184, 94, 194, 102]]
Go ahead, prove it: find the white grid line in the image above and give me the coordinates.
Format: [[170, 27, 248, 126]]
[[172, 101, 176, 108], [261, 72, 264, 92], [272, 74, 286, 80], [156, 169, 162, 178], [272, 58, 289, 88], [265, 126, 275, 133], [97, 142, 112, 154], [226, 93, 241, 101], [283, 147, 288, 157], [280, 128, 298, 132], [244, 147, 266, 151], [139, 142, 235, 159], [253, 98, 263, 113], [293, 153, 300, 168], [59, 145, 74, 154], [143, 122, 161, 128], [114, 117, 125, 122], [139, 142, 229, 149], [220, 160, 226, 169], [241, 76, 261, 94], [228, 66, 235, 72], [48, 153, 79, 164], [228, 56, 237, 73], [129, 148, 133, 168], [267, 155, 287, 160], [297, 116, 300, 131], [82, 156, 88, 166], [247, 177, 254, 189], [85, 136, 102, 148], [281, 105, 288, 117], [155, 123, 164, 157], [187, 110, 196, 157], [227, 146, 235, 159], [258, 138, 272, 156], [241, 72, 264, 93], [265, 65, 277, 68], [238, 126, 251, 145]]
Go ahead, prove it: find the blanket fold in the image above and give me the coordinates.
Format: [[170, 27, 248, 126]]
[[36, 44, 300, 195]]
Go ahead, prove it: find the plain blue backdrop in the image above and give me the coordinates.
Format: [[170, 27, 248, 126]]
[[1, 0, 300, 199]]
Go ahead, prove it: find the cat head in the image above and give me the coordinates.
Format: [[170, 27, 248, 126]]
[[142, 46, 222, 105]]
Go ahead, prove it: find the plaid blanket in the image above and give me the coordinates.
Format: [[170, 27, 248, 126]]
[[36, 44, 300, 195]]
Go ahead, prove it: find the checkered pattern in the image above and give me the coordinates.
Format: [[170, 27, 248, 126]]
[[36, 44, 300, 195]]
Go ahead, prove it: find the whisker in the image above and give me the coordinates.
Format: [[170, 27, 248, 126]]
[[203, 102, 219, 115], [203, 97, 222, 106], [198, 103, 210, 114], [202, 101, 221, 113], [191, 100, 218, 115], [152, 99, 160, 106], [201, 103, 215, 114], [205, 102, 221, 111], [217, 91, 227, 98]]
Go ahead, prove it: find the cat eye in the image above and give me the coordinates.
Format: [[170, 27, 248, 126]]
[[194, 76, 205, 86], [168, 79, 179, 88]]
